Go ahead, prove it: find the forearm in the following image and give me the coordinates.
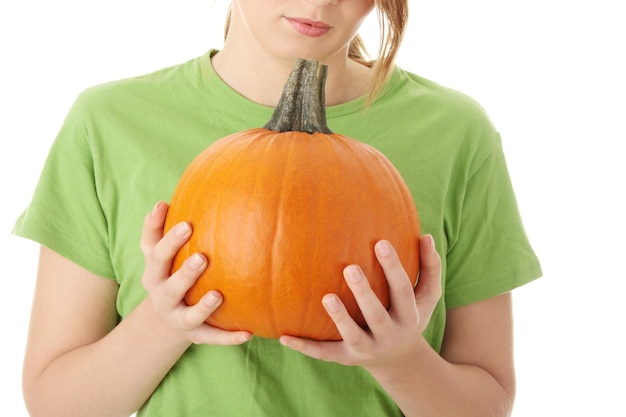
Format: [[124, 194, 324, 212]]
[[369, 339, 514, 417], [24, 298, 191, 417]]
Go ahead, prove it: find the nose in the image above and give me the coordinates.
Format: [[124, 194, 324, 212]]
[[305, 0, 339, 5]]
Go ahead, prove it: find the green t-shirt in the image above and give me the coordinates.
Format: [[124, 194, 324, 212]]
[[14, 50, 541, 416]]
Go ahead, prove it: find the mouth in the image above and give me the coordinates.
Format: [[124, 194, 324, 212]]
[[285, 17, 333, 37]]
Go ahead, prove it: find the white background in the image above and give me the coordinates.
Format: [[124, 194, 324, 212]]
[[1, 1, 624, 415]]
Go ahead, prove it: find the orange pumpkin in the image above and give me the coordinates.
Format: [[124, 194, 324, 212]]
[[164, 59, 420, 340]]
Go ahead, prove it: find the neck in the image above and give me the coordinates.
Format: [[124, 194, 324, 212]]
[[211, 42, 373, 108]]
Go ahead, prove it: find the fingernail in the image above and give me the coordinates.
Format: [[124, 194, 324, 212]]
[[427, 234, 436, 252], [187, 253, 205, 270], [376, 240, 391, 257], [151, 201, 163, 217], [323, 294, 340, 313], [344, 265, 361, 284], [174, 222, 191, 237], [203, 291, 221, 306], [280, 336, 300, 350]]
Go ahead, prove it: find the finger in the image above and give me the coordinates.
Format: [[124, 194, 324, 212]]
[[279, 335, 349, 364], [152, 221, 192, 265], [414, 235, 443, 308], [374, 240, 418, 322], [343, 265, 391, 330], [189, 325, 253, 346], [157, 253, 207, 310], [143, 221, 192, 289], [178, 290, 223, 330], [183, 292, 252, 345], [321, 293, 369, 348], [140, 201, 169, 254]]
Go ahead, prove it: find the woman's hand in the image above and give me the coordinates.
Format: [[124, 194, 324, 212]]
[[140, 201, 252, 346], [279, 235, 442, 374]]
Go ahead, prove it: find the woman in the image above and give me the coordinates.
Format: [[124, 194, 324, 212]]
[[15, 0, 541, 416]]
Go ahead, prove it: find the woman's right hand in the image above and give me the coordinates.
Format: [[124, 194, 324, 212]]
[[140, 201, 252, 345]]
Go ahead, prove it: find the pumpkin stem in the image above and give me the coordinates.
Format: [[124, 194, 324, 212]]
[[264, 59, 334, 134]]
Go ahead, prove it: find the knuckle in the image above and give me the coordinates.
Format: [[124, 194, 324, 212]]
[[161, 280, 180, 301], [143, 246, 161, 267], [139, 240, 150, 256], [396, 278, 415, 295], [179, 310, 201, 331], [426, 249, 442, 268], [367, 308, 389, 327], [188, 332, 205, 345], [345, 333, 363, 347], [432, 285, 443, 302], [140, 274, 151, 290], [149, 243, 167, 264], [140, 237, 157, 259], [148, 294, 169, 317]]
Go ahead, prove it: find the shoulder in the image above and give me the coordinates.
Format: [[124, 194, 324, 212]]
[[74, 53, 208, 113], [366, 67, 501, 160], [381, 67, 495, 131]]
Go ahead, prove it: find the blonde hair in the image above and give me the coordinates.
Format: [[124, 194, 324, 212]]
[[352, 0, 408, 102], [224, 1, 408, 103]]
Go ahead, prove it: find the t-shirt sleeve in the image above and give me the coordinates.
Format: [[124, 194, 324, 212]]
[[444, 133, 542, 308], [13, 93, 116, 279]]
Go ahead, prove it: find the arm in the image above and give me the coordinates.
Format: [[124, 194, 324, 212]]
[[371, 295, 516, 417], [280, 235, 515, 417], [22, 202, 250, 417]]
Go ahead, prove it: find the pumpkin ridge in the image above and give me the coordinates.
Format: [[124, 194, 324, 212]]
[[238, 133, 272, 334], [335, 137, 376, 324], [202, 136, 246, 314], [266, 137, 289, 337], [304, 134, 340, 336]]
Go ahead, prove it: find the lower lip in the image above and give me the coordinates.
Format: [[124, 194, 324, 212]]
[[285, 18, 332, 37]]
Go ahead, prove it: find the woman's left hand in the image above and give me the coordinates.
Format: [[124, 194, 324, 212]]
[[279, 234, 442, 373]]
